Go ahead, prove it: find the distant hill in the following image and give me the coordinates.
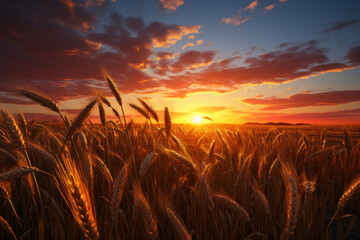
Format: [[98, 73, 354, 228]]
[[243, 122, 311, 126]]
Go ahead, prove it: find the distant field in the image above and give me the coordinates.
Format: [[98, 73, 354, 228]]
[[1, 87, 360, 240]]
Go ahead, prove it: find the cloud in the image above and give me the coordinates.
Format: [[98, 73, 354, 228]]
[[155, 51, 179, 60], [279, 0, 287, 2], [160, 41, 360, 98], [182, 40, 203, 50], [188, 35, 195, 40], [243, 108, 360, 124], [263, 4, 274, 13], [170, 50, 216, 73], [346, 46, 360, 65], [182, 42, 195, 50], [242, 90, 360, 110], [221, 16, 251, 26], [16, 113, 60, 122], [323, 19, 360, 33], [0, 1, 202, 104], [192, 106, 227, 113], [159, 0, 184, 11], [196, 40, 204, 45], [245, 0, 258, 12], [161, 88, 230, 98]]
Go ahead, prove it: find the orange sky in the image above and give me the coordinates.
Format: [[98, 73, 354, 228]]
[[1, 0, 360, 124]]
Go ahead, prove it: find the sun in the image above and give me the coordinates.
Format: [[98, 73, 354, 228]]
[[193, 116, 202, 124]]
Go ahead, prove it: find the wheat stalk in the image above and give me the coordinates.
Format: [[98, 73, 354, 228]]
[[1, 110, 25, 148], [26, 142, 57, 169], [337, 174, 360, 210], [106, 77, 122, 107], [140, 152, 157, 177], [213, 192, 250, 223], [110, 162, 130, 221], [280, 161, 299, 240], [0, 166, 39, 181], [164, 107, 171, 139], [138, 98, 159, 123], [98, 102, 106, 127], [67, 99, 97, 138], [132, 182, 158, 239], [159, 194, 191, 240], [0, 215, 17, 240], [91, 156, 113, 184], [69, 176, 99, 240], [19, 88, 60, 113], [129, 103, 150, 120]]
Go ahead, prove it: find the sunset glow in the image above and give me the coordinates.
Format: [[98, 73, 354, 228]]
[[0, 0, 359, 124], [1, 1, 360, 239], [193, 116, 202, 124]]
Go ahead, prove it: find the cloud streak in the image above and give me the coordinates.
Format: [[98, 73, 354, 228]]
[[242, 108, 360, 124], [160, 41, 360, 98], [323, 18, 360, 33], [242, 90, 360, 110]]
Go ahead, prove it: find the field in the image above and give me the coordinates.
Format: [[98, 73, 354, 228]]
[[0, 83, 360, 240]]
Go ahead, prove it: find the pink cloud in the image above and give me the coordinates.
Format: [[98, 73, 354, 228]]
[[170, 50, 216, 73], [263, 4, 275, 13], [221, 16, 251, 26], [158, 41, 360, 98], [242, 90, 360, 110], [182, 42, 195, 50], [245, 1, 258, 12], [159, 0, 184, 11]]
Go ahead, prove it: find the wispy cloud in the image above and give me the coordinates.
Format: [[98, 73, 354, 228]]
[[323, 18, 360, 33], [182, 42, 195, 50], [242, 90, 360, 110], [245, 0, 258, 12], [159, 0, 184, 11], [159, 41, 360, 98], [182, 40, 204, 50], [242, 108, 360, 124], [221, 0, 287, 27], [221, 16, 251, 26], [263, 4, 274, 13]]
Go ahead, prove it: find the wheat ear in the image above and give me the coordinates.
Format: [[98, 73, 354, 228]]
[[110, 163, 130, 221], [19, 88, 60, 113], [138, 98, 159, 123], [132, 182, 158, 239], [0, 166, 39, 181], [0, 215, 17, 240]]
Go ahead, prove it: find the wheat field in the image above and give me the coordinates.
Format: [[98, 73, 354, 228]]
[[0, 77, 360, 240]]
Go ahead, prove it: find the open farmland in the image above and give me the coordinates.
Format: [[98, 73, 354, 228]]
[[0, 85, 360, 240]]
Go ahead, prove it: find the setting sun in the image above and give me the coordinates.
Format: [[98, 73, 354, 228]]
[[193, 116, 202, 124]]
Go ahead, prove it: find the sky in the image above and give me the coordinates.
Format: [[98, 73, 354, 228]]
[[0, 0, 360, 124]]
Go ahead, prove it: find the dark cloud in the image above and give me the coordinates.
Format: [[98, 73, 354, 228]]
[[346, 46, 360, 65], [323, 19, 360, 33], [170, 50, 216, 73], [0, 0, 200, 104], [242, 90, 360, 110], [160, 40, 359, 98]]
